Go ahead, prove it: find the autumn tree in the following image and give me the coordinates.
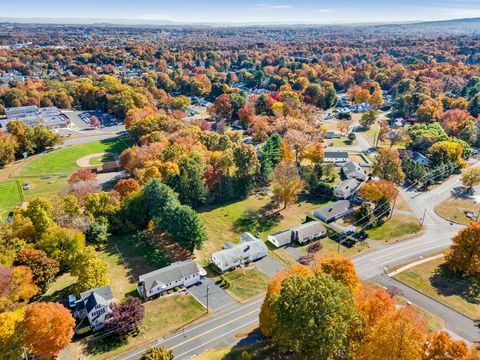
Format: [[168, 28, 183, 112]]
[[114, 178, 141, 199], [140, 347, 174, 360], [360, 110, 376, 129], [429, 141, 464, 168], [423, 331, 479, 360], [270, 273, 362, 359], [259, 264, 314, 337], [337, 119, 354, 137], [359, 180, 398, 206], [71, 246, 109, 293], [37, 225, 85, 270], [0, 309, 25, 360], [23, 302, 75, 358], [441, 109, 471, 136], [272, 160, 304, 209], [24, 196, 55, 236], [372, 148, 405, 185], [461, 167, 480, 190], [14, 248, 59, 291], [446, 222, 480, 276], [69, 168, 97, 184], [0, 266, 38, 312], [311, 253, 362, 294], [303, 142, 324, 163], [355, 288, 428, 360], [104, 297, 145, 338]]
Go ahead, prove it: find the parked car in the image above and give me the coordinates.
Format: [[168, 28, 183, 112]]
[[68, 294, 77, 308]]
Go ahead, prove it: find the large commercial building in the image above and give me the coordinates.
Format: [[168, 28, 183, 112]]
[[1, 105, 69, 130]]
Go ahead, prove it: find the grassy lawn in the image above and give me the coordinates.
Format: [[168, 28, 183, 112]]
[[37, 273, 77, 303], [84, 294, 207, 359], [197, 341, 277, 360], [15, 138, 129, 177], [395, 257, 480, 320], [207, 264, 270, 302], [89, 154, 115, 165], [434, 197, 478, 225], [95, 234, 173, 300], [196, 195, 331, 260], [365, 214, 422, 243], [296, 237, 371, 258], [0, 180, 23, 214], [221, 267, 269, 302], [326, 138, 357, 147]]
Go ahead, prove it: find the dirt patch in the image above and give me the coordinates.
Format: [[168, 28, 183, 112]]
[[75, 152, 117, 168]]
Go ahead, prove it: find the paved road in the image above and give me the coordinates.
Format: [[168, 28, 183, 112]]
[[118, 297, 264, 360], [117, 165, 480, 359], [374, 275, 479, 343]]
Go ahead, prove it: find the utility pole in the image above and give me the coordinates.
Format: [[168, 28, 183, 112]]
[[389, 193, 398, 220], [206, 285, 210, 314], [420, 208, 427, 227]]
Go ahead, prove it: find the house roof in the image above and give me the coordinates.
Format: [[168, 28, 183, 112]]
[[269, 229, 293, 243], [139, 260, 199, 292], [102, 161, 120, 170], [80, 285, 114, 313], [335, 178, 360, 194], [313, 200, 351, 221], [212, 238, 268, 268], [324, 151, 348, 159], [342, 162, 366, 178], [292, 221, 326, 240]]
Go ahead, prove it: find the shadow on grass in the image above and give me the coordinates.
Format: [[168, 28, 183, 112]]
[[104, 234, 170, 280], [221, 329, 281, 359], [430, 264, 480, 305], [84, 334, 128, 357], [233, 202, 282, 235], [37, 283, 76, 304]]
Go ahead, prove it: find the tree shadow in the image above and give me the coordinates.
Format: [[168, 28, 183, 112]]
[[233, 202, 282, 235], [429, 264, 480, 305], [221, 329, 283, 359], [37, 283, 76, 305], [84, 334, 127, 357]]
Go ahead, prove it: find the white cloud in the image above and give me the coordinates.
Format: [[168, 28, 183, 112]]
[[317, 8, 333, 13], [256, 3, 293, 9]]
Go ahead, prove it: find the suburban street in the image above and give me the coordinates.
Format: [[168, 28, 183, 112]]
[[117, 166, 480, 359]]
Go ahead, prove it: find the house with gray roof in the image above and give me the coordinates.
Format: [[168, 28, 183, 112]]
[[313, 200, 353, 223], [324, 151, 349, 163], [342, 161, 367, 181], [75, 285, 114, 331], [268, 221, 326, 248], [334, 178, 361, 199], [211, 233, 268, 272], [137, 260, 201, 300]]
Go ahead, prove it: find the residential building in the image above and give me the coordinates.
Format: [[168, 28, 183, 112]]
[[268, 221, 327, 248], [324, 151, 349, 163], [101, 161, 121, 173], [342, 161, 367, 181], [352, 102, 372, 113], [313, 200, 353, 223], [137, 260, 201, 300], [334, 178, 361, 199], [1, 105, 69, 130], [75, 285, 114, 332], [398, 150, 429, 166], [211, 233, 268, 272]]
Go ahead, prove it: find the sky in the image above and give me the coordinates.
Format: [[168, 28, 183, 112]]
[[1, 0, 480, 24]]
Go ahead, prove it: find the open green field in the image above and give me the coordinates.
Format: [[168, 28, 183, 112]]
[[395, 257, 480, 320], [16, 138, 129, 177], [434, 197, 478, 225], [197, 195, 331, 260], [365, 214, 422, 243], [0, 180, 23, 214]]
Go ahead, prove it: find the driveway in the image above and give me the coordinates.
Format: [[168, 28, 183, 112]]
[[188, 278, 236, 312], [255, 256, 285, 277]]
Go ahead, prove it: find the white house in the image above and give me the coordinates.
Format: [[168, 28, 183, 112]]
[[324, 151, 349, 163], [342, 161, 367, 181], [313, 200, 353, 223], [137, 260, 201, 300], [334, 178, 361, 199], [268, 221, 327, 248], [211, 233, 268, 272], [75, 285, 114, 332]]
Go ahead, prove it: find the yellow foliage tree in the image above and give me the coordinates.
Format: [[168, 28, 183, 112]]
[[446, 222, 480, 275], [0, 309, 25, 360], [461, 167, 480, 190], [303, 143, 324, 163], [272, 160, 304, 209], [311, 253, 362, 294]]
